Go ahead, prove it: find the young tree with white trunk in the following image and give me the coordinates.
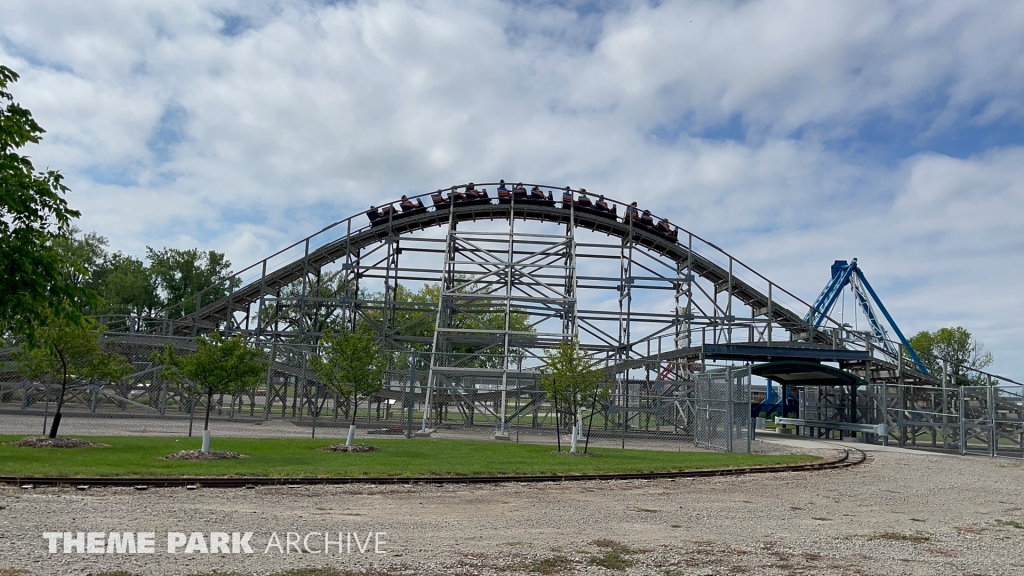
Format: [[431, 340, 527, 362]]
[[310, 328, 385, 447], [154, 334, 268, 453], [539, 337, 604, 453], [17, 321, 132, 438]]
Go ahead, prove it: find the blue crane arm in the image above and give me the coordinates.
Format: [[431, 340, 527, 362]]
[[851, 282, 896, 357], [853, 268, 929, 374], [804, 260, 855, 329]]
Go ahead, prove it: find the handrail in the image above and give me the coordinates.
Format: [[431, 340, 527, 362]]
[[153, 183, 842, 332]]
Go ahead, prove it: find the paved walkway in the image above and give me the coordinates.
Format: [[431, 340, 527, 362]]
[[756, 429, 960, 456]]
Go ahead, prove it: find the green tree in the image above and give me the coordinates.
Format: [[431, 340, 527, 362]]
[[539, 337, 605, 453], [101, 252, 161, 319], [259, 270, 349, 334], [154, 334, 268, 452], [364, 282, 534, 368], [48, 227, 115, 318], [147, 247, 237, 318], [909, 327, 994, 385], [0, 65, 89, 337], [53, 227, 109, 291], [309, 327, 386, 446], [16, 321, 132, 438]]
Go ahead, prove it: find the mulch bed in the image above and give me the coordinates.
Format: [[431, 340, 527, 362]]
[[5, 437, 108, 448], [164, 450, 244, 461], [322, 444, 380, 453]]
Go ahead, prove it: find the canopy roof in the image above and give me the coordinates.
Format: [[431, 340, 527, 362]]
[[752, 360, 866, 387]]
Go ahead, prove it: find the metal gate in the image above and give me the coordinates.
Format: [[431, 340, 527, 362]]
[[960, 386, 994, 456], [993, 385, 1024, 459], [694, 366, 752, 453]]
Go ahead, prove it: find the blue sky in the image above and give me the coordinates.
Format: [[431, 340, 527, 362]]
[[2, 0, 1023, 376]]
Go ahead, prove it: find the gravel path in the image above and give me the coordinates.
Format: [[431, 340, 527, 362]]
[[1, 441, 1022, 576]]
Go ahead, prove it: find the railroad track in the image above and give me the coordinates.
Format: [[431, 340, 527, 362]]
[[1, 447, 865, 489]]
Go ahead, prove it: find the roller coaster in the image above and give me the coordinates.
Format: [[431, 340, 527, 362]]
[[3, 182, 1022, 454]]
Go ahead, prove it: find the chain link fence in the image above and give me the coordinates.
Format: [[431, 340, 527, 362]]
[[693, 366, 752, 453], [9, 335, 1020, 459], [0, 340, 765, 453], [781, 381, 1024, 459], [957, 385, 1024, 458]]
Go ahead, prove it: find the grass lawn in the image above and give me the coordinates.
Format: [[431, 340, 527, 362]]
[[0, 435, 817, 478]]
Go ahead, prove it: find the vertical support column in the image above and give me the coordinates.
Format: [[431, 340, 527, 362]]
[[226, 292, 234, 335], [675, 258, 692, 350], [850, 383, 858, 425], [407, 351, 417, 438], [299, 239, 312, 418], [498, 210, 517, 436], [425, 207, 458, 432], [381, 235, 401, 344], [897, 346, 907, 447], [941, 359, 950, 450], [870, 341, 888, 447], [562, 219, 578, 337], [1019, 384, 1024, 459], [381, 234, 402, 426], [617, 215, 635, 445], [988, 375, 996, 457], [959, 391, 967, 455], [749, 366, 757, 448], [677, 234, 696, 436], [726, 257, 734, 344], [726, 366, 734, 453], [687, 234, 694, 343], [564, 218, 579, 440], [257, 260, 268, 336], [340, 218, 358, 333], [192, 293, 200, 338]]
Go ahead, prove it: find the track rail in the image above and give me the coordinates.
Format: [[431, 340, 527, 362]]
[[1, 447, 865, 489], [166, 188, 822, 340]]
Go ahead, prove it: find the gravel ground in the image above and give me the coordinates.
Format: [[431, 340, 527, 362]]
[[1, 440, 1022, 576]]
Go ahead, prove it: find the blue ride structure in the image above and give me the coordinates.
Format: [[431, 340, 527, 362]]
[[803, 259, 928, 374]]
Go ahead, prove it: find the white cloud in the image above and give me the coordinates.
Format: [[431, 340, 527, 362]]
[[2, 0, 1023, 375]]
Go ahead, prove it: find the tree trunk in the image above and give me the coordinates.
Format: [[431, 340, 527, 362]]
[[46, 392, 64, 438], [204, 390, 214, 431], [570, 407, 582, 453], [346, 393, 359, 446], [47, 367, 70, 439], [554, 394, 561, 452], [201, 389, 214, 453]]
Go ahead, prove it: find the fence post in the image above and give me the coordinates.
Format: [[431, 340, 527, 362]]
[[312, 381, 319, 439], [988, 376, 996, 457], [620, 375, 626, 450], [941, 359, 949, 450], [897, 345, 906, 447], [959, 392, 966, 456], [407, 352, 417, 438], [749, 364, 757, 450], [42, 384, 50, 436], [726, 366, 733, 453], [188, 384, 195, 438]]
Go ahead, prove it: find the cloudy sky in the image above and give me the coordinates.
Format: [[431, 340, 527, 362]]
[[3, 0, 1022, 377]]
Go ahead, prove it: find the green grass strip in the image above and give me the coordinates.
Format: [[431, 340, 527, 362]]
[[0, 435, 816, 479]]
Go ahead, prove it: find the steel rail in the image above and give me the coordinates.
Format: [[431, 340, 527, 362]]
[[1, 447, 865, 489], [173, 199, 816, 339]]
